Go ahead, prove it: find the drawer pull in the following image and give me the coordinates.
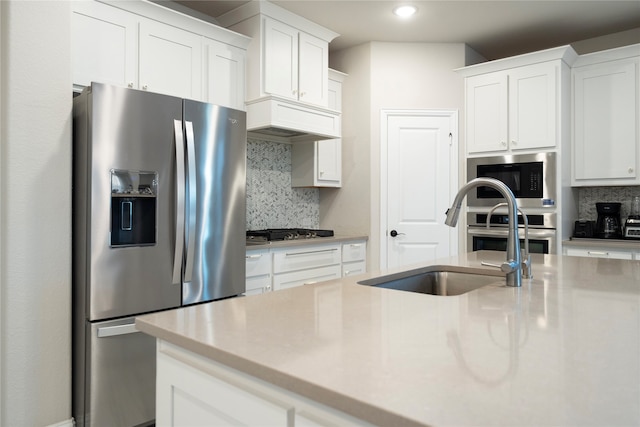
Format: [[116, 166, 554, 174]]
[[588, 251, 609, 256], [349, 244, 362, 248], [246, 254, 262, 259], [285, 248, 338, 257]]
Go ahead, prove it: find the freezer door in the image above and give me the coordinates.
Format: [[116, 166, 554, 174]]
[[75, 83, 183, 320], [75, 318, 155, 427], [182, 101, 247, 304]]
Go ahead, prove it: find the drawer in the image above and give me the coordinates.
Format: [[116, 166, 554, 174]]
[[565, 248, 634, 260], [342, 261, 366, 277], [245, 274, 271, 295], [246, 249, 271, 277], [272, 244, 341, 274], [342, 241, 366, 262], [273, 265, 341, 291]]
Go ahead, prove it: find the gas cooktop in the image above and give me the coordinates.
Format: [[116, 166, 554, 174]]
[[246, 228, 334, 242]]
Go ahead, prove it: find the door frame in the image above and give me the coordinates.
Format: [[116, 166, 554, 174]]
[[379, 109, 459, 270]]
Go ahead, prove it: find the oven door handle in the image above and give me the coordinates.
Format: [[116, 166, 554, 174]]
[[467, 227, 556, 238]]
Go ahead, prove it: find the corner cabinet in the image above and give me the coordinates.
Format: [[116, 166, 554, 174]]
[[71, 0, 249, 109], [571, 45, 640, 186], [292, 70, 345, 187], [459, 46, 577, 155]]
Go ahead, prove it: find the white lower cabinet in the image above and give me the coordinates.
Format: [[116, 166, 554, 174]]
[[272, 244, 342, 291], [563, 246, 636, 260], [156, 341, 371, 426], [245, 249, 272, 295], [246, 239, 366, 293], [342, 241, 367, 277]]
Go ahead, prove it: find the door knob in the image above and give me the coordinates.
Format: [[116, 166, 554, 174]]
[[390, 230, 405, 237]]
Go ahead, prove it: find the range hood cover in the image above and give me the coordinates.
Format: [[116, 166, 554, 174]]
[[245, 96, 341, 143]]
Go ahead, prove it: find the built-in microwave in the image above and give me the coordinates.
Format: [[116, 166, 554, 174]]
[[466, 153, 556, 209]]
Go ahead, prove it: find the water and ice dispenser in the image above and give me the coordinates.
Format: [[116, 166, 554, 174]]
[[110, 169, 157, 247]]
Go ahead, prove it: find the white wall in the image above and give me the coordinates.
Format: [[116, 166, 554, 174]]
[[0, 1, 72, 426], [328, 42, 469, 270]]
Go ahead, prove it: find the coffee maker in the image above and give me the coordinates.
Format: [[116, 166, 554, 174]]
[[595, 202, 622, 239], [624, 196, 640, 239]]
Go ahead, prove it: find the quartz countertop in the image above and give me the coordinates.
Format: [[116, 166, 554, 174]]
[[246, 234, 368, 250], [136, 251, 640, 426]]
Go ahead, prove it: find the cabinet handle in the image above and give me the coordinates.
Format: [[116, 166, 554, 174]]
[[285, 248, 338, 257], [350, 244, 362, 248], [300, 91, 306, 97], [629, 167, 634, 174], [511, 140, 517, 146], [292, 89, 297, 95], [142, 84, 148, 90], [501, 141, 507, 147], [127, 82, 134, 88], [246, 254, 262, 259], [588, 251, 609, 256]]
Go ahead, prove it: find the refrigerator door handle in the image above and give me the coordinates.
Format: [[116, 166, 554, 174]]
[[97, 323, 139, 338], [173, 120, 186, 286], [184, 121, 197, 282]]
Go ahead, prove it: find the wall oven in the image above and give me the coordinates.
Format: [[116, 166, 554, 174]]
[[466, 211, 557, 254], [467, 153, 556, 209]]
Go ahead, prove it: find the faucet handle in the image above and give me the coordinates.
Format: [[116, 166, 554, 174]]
[[481, 260, 519, 274]]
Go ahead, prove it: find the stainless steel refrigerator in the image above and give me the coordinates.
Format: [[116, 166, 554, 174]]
[[72, 83, 247, 426]]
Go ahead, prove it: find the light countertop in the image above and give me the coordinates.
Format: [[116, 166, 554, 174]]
[[246, 234, 368, 250], [136, 251, 640, 426]]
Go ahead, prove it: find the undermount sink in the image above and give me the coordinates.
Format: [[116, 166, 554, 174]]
[[358, 266, 504, 296]]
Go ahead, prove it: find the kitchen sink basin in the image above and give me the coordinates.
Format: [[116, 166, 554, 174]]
[[358, 267, 504, 296]]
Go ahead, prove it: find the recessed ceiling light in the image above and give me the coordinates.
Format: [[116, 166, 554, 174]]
[[393, 5, 417, 18]]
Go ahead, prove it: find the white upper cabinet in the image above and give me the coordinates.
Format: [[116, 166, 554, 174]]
[[465, 62, 559, 154], [263, 18, 328, 106], [72, 1, 137, 91], [572, 45, 639, 186], [292, 70, 345, 187], [459, 45, 577, 156], [72, 0, 249, 106], [203, 38, 246, 110], [138, 19, 202, 100]]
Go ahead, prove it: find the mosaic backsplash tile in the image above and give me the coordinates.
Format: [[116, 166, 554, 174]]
[[577, 186, 640, 220], [246, 138, 319, 230]]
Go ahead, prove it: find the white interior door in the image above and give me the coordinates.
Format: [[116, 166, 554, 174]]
[[382, 111, 458, 269]]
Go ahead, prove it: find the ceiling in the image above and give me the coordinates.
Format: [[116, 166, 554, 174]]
[[175, 0, 640, 60]]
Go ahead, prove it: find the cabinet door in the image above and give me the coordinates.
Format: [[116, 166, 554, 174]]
[[139, 19, 202, 100], [298, 32, 328, 106], [316, 139, 341, 186], [71, 1, 137, 90], [466, 72, 508, 154], [573, 58, 638, 184], [204, 38, 245, 110], [263, 18, 298, 101], [509, 62, 557, 150]]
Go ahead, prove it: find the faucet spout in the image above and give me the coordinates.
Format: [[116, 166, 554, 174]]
[[446, 177, 522, 287]]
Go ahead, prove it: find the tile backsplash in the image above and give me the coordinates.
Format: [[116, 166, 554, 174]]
[[577, 186, 640, 220], [246, 138, 320, 230]]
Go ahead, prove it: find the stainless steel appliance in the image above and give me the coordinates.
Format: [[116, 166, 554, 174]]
[[467, 153, 556, 209], [595, 202, 622, 239], [72, 83, 247, 426], [467, 211, 557, 254], [624, 196, 640, 239], [246, 228, 334, 243]]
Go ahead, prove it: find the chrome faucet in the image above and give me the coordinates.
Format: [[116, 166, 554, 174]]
[[486, 202, 532, 279], [445, 177, 522, 287]]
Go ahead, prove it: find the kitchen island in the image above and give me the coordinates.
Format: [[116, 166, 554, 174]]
[[136, 251, 640, 426]]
